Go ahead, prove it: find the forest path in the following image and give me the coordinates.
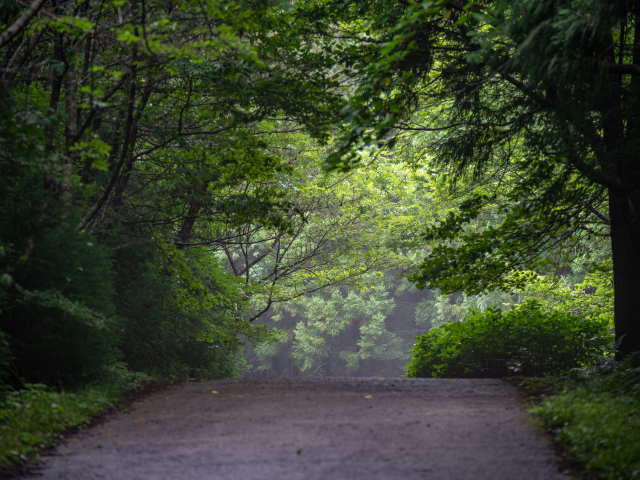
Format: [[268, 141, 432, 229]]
[[29, 378, 567, 480]]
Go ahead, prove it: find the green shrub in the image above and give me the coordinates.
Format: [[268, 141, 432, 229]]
[[533, 354, 640, 480], [406, 299, 611, 378], [0, 108, 122, 387], [0, 331, 12, 397]]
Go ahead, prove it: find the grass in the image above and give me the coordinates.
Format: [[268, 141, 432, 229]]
[[529, 357, 640, 480], [0, 363, 149, 470], [0, 384, 119, 469]]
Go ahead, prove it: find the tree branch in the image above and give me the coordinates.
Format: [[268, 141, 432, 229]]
[[77, 73, 137, 231], [608, 63, 640, 76], [72, 73, 130, 144], [586, 204, 611, 226], [0, 0, 46, 49], [499, 72, 556, 108]]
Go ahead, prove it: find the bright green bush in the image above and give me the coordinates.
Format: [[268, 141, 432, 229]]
[[406, 299, 611, 378], [533, 355, 640, 480]]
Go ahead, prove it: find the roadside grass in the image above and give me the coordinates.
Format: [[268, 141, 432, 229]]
[[534, 386, 640, 480], [0, 363, 149, 470], [511, 356, 640, 480], [0, 384, 119, 469]]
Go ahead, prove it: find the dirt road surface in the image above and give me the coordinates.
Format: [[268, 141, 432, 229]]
[[25, 378, 566, 480]]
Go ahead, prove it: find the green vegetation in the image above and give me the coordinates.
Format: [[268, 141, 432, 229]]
[[0, 365, 148, 469], [2, 0, 640, 477], [533, 356, 640, 480], [406, 299, 611, 378], [320, 0, 640, 358], [250, 279, 411, 378]]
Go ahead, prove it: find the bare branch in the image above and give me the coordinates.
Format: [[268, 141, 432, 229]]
[[586, 204, 611, 226], [77, 73, 137, 231]]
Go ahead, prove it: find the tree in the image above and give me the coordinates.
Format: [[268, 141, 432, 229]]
[[249, 273, 435, 378], [312, 0, 639, 357], [0, 0, 346, 382]]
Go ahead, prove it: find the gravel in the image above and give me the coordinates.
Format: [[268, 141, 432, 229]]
[[23, 377, 567, 480]]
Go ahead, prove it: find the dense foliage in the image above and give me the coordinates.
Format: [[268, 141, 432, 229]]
[[113, 244, 250, 378], [2, 0, 638, 476], [313, 0, 640, 357], [534, 354, 640, 480], [0, 0, 366, 388], [249, 278, 417, 378], [406, 299, 611, 378], [0, 161, 121, 384]]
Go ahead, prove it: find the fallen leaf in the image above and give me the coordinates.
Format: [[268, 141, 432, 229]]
[[364, 395, 373, 399], [211, 391, 219, 394], [139, 417, 144, 420]]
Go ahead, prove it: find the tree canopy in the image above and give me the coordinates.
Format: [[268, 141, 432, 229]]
[[308, 0, 637, 357], [1, 0, 637, 386]]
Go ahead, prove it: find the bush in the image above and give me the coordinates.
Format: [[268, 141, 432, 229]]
[[533, 353, 640, 480], [0, 331, 12, 397], [1, 132, 121, 386], [0, 207, 122, 386], [406, 299, 611, 378]]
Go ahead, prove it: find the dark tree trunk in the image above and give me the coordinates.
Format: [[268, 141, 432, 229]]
[[322, 356, 331, 377], [111, 83, 153, 208], [609, 192, 640, 359], [601, 18, 640, 359], [61, 63, 78, 211], [289, 356, 299, 378], [176, 201, 201, 249]]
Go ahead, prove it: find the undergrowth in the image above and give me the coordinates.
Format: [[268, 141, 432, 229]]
[[533, 354, 640, 480], [0, 363, 148, 470]]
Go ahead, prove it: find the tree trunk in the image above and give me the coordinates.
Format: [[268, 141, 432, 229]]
[[609, 191, 640, 359], [176, 202, 200, 249], [61, 64, 78, 212], [111, 82, 153, 208], [602, 17, 640, 359], [322, 356, 331, 377]]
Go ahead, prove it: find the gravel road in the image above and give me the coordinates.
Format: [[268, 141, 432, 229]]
[[25, 377, 567, 480]]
